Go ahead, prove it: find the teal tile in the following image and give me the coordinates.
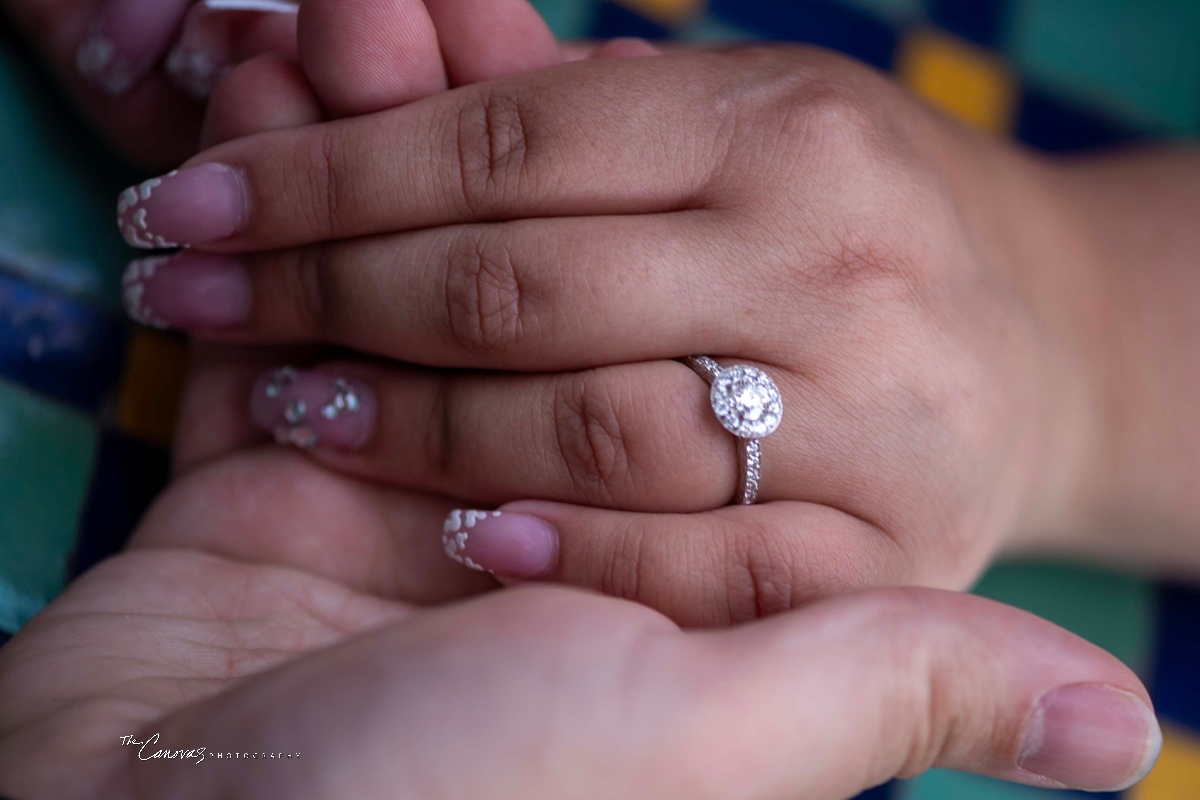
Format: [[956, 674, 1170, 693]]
[[972, 560, 1156, 673], [1004, 0, 1200, 135], [839, 0, 925, 24], [530, 0, 598, 38], [0, 39, 139, 310], [677, 17, 757, 42], [0, 378, 98, 631], [899, 769, 1071, 800]]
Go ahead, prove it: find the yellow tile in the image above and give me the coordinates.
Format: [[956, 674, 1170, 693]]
[[116, 329, 189, 446], [1133, 724, 1200, 800], [617, 0, 702, 24], [897, 28, 1017, 135]]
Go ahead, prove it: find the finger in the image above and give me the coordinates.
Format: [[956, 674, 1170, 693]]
[[165, 0, 299, 99], [591, 37, 662, 59], [199, 53, 325, 149], [242, 360, 736, 512], [73, 0, 192, 96], [431, 500, 921, 625], [297, 0, 446, 118], [130, 447, 497, 604], [138, 586, 1161, 797], [421, 0, 559, 86], [114, 52, 740, 251], [173, 340, 322, 472], [118, 214, 736, 367]]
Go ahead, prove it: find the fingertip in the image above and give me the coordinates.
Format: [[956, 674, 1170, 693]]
[[297, 0, 446, 117], [165, 0, 299, 100], [200, 53, 324, 148], [423, 0, 561, 85], [591, 37, 662, 60]]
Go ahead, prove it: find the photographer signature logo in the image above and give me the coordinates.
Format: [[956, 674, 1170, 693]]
[[120, 734, 299, 765]]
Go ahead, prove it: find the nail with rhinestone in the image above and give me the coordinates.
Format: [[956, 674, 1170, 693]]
[[251, 368, 376, 450]]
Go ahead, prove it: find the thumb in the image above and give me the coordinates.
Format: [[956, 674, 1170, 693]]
[[126, 587, 1158, 798]]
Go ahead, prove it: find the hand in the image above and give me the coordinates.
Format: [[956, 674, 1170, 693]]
[[1, 0, 561, 167], [0, 442, 1163, 797], [112, 46, 1123, 625]]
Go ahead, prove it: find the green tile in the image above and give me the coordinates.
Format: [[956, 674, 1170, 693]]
[[0, 379, 98, 631], [530, 0, 597, 38], [972, 559, 1156, 673], [899, 769, 1072, 800], [1004, 0, 1200, 135], [0, 39, 139, 310]]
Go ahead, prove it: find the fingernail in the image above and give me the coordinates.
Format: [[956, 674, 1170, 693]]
[[117, 163, 247, 249], [77, 0, 190, 95], [165, 0, 299, 99], [164, 45, 233, 99], [250, 367, 376, 450], [1018, 683, 1162, 791], [441, 509, 558, 577], [122, 253, 251, 329]]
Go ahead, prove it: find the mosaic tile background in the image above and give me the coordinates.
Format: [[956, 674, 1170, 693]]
[[0, 1, 1197, 796]]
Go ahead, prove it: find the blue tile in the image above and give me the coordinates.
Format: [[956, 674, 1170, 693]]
[[709, 0, 898, 69], [71, 431, 169, 577], [1150, 583, 1200, 730], [0, 270, 127, 411], [1015, 86, 1145, 153], [589, 1, 671, 39], [927, 0, 1007, 47]]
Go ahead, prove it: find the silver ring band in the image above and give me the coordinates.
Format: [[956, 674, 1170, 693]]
[[680, 356, 782, 505]]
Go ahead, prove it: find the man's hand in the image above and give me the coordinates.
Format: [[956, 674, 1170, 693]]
[[0, 445, 1162, 798]]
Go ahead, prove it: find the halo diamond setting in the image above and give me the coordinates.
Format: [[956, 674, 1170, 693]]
[[709, 365, 783, 439]]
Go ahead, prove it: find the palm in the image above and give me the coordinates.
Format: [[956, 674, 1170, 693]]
[[0, 446, 488, 797]]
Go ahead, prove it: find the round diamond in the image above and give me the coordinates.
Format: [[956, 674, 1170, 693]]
[[709, 365, 782, 438]]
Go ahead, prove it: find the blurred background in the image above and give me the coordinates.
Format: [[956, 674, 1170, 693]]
[[0, 0, 1197, 796]]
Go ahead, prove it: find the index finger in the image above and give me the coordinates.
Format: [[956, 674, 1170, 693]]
[[114, 50, 755, 252]]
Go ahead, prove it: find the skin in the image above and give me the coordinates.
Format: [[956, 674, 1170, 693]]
[[0, 1, 1189, 794], [0, 445, 1159, 798], [145, 41, 1200, 627]]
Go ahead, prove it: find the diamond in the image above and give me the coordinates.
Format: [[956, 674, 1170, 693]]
[[709, 365, 782, 439]]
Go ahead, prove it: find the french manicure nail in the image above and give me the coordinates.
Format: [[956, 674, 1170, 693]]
[[117, 163, 247, 249], [1018, 683, 1162, 791], [441, 509, 558, 577], [250, 367, 376, 450], [122, 253, 251, 329], [77, 0, 192, 95]]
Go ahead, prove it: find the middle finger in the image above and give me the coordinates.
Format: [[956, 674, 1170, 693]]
[[122, 213, 759, 370]]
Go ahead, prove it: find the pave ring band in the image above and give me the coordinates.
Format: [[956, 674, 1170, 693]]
[[679, 356, 783, 505]]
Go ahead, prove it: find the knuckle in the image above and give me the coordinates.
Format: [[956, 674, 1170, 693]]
[[295, 127, 346, 234], [442, 228, 527, 356], [255, 246, 336, 336], [454, 87, 538, 215], [719, 520, 802, 623], [550, 372, 637, 504], [421, 373, 458, 479], [292, 245, 336, 336], [595, 517, 649, 604]]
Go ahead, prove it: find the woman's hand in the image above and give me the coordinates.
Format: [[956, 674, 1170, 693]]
[[0, 441, 1163, 797], [113, 47, 1129, 624], [1, 0, 561, 167]]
